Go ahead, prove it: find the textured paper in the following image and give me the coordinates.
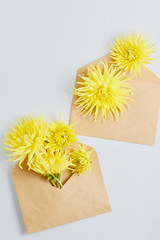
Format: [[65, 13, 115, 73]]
[[69, 55, 160, 145], [12, 144, 111, 234]]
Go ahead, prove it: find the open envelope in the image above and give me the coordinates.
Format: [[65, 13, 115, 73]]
[[12, 144, 111, 234], [69, 55, 160, 145]]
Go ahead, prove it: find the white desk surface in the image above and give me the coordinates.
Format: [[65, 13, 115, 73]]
[[0, 0, 160, 239]]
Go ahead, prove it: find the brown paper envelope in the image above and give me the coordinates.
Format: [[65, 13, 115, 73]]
[[69, 55, 160, 145], [12, 144, 111, 234]]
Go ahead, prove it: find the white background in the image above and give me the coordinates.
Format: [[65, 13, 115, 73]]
[[0, 0, 160, 239]]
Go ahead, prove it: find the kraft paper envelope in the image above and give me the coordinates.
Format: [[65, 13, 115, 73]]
[[12, 144, 111, 234], [69, 55, 160, 145]]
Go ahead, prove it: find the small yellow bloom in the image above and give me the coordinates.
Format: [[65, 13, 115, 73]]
[[28, 149, 71, 176], [28, 149, 72, 188], [110, 32, 155, 76], [71, 144, 94, 175], [3, 116, 48, 168], [74, 62, 132, 121], [46, 115, 77, 151]]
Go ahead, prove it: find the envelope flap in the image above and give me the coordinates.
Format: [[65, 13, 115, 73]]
[[76, 55, 160, 97]]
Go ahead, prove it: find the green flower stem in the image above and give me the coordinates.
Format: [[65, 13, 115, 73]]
[[53, 173, 63, 189], [48, 175, 57, 188], [50, 179, 57, 188], [57, 172, 63, 189], [48, 173, 63, 188], [59, 172, 62, 183]]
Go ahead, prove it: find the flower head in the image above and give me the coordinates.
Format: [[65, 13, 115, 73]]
[[3, 116, 48, 167], [28, 149, 72, 188], [110, 32, 155, 75], [28, 149, 72, 176], [46, 115, 77, 151], [74, 62, 132, 121], [71, 144, 94, 175]]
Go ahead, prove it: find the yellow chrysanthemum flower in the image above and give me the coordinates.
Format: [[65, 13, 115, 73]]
[[74, 62, 132, 122], [110, 32, 155, 75], [28, 149, 71, 175], [71, 144, 94, 175], [46, 115, 77, 151], [28, 149, 72, 188], [3, 116, 48, 168]]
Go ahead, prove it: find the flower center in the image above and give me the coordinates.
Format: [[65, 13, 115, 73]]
[[54, 130, 68, 145], [95, 86, 110, 102], [126, 49, 137, 61]]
